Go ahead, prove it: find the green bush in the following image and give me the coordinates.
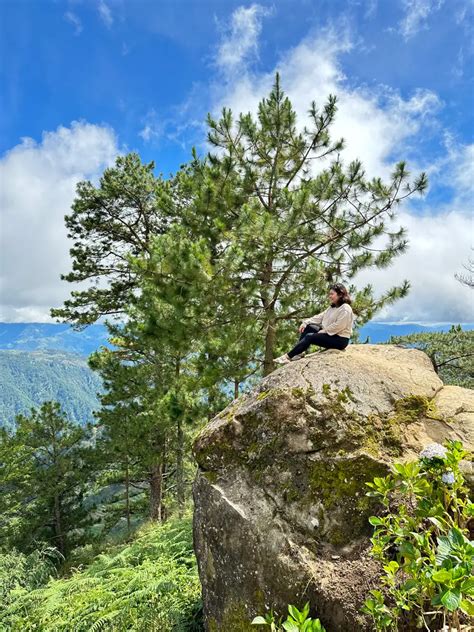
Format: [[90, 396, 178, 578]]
[[362, 440, 474, 631], [0, 513, 203, 631]]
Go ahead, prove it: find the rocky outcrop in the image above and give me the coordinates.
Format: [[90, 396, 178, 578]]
[[191, 345, 474, 631]]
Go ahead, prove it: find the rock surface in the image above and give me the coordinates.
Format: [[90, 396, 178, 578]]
[[192, 345, 474, 631]]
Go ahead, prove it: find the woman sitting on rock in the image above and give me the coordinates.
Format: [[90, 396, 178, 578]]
[[275, 283, 354, 365]]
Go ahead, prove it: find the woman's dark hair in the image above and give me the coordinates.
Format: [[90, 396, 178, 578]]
[[329, 283, 352, 306]]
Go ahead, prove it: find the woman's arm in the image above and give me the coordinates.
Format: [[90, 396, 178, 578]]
[[302, 309, 326, 327]]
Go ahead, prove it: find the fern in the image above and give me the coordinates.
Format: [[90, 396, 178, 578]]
[[0, 512, 202, 631]]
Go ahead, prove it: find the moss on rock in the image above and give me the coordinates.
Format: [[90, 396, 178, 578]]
[[208, 601, 255, 632]]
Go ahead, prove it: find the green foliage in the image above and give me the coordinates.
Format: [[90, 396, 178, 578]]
[[0, 545, 63, 607], [386, 325, 474, 388], [0, 513, 203, 632], [363, 440, 474, 631], [50, 152, 172, 328], [251, 602, 326, 631], [0, 401, 95, 555]]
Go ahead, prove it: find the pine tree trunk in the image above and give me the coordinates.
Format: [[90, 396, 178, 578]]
[[263, 313, 276, 376], [54, 494, 65, 555], [176, 415, 185, 516], [125, 458, 131, 533], [261, 260, 275, 377], [234, 379, 239, 399], [149, 462, 163, 522], [176, 359, 185, 517]]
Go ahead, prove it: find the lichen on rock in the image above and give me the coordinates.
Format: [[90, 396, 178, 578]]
[[191, 344, 474, 631]]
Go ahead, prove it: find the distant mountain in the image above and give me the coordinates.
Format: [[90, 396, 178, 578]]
[[0, 349, 103, 430], [0, 322, 111, 356], [357, 322, 474, 343], [1, 321, 472, 353]]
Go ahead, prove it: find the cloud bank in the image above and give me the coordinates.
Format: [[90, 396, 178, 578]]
[[0, 121, 120, 322]]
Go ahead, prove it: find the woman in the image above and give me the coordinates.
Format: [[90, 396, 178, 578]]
[[274, 283, 354, 365]]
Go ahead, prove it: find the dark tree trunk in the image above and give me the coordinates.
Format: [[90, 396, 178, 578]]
[[176, 359, 185, 517], [149, 461, 163, 522], [125, 458, 131, 532], [53, 494, 65, 555]]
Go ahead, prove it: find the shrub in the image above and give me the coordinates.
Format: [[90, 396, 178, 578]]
[[362, 440, 474, 631], [0, 513, 203, 631]]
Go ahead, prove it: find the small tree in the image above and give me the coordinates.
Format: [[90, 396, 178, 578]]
[[0, 401, 93, 555]]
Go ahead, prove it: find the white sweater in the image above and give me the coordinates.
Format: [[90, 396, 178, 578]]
[[302, 303, 354, 338]]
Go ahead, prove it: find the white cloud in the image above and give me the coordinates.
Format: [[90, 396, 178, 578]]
[[398, 0, 445, 40], [364, 0, 378, 19], [138, 108, 166, 143], [0, 121, 120, 323], [215, 4, 272, 75], [352, 205, 474, 323], [209, 20, 442, 182], [64, 10, 83, 35], [98, 0, 113, 28]]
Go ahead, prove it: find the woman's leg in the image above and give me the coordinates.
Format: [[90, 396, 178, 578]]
[[285, 325, 320, 358], [311, 333, 349, 350], [299, 324, 320, 340], [287, 332, 348, 358], [287, 333, 318, 358]]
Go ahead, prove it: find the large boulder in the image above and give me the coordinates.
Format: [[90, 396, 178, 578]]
[[192, 345, 474, 631]]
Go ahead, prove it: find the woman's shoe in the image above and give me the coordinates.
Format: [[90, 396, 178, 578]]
[[274, 354, 291, 365], [291, 352, 306, 361]]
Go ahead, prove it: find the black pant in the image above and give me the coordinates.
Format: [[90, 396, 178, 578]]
[[287, 324, 350, 358]]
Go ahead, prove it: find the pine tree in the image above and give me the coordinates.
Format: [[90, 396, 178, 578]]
[[0, 401, 94, 555], [126, 223, 216, 517], [50, 153, 172, 328], [198, 72, 428, 374], [88, 339, 173, 525]]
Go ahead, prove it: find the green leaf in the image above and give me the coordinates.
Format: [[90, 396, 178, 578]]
[[436, 536, 452, 564], [251, 616, 268, 625], [440, 589, 461, 612], [432, 569, 453, 583], [399, 542, 419, 560], [449, 527, 467, 548], [282, 621, 300, 632], [460, 599, 474, 616], [461, 577, 474, 595], [427, 516, 444, 529], [287, 605, 301, 621], [301, 601, 310, 619], [383, 561, 399, 575]]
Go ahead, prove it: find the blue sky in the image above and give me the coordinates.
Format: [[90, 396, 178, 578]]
[[1, 0, 473, 324]]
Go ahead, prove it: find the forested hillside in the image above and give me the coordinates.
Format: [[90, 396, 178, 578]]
[[0, 349, 103, 428]]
